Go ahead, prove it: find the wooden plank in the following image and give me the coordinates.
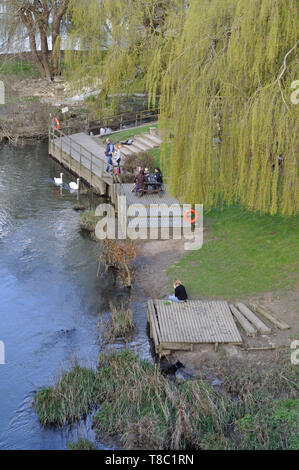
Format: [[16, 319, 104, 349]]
[[147, 301, 160, 353], [235, 303, 271, 335], [150, 301, 162, 345], [160, 342, 193, 351], [249, 303, 290, 330], [229, 304, 257, 337]]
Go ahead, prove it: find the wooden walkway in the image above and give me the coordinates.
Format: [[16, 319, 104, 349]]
[[48, 125, 189, 229], [148, 299, 243, 356], [49, 127, 113, 195]]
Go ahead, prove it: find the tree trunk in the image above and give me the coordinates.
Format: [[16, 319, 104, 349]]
[[51, 0, 69, 75], [39, 28, 52, 81]]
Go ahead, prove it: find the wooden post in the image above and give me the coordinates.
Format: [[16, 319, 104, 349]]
[[79, 145, 82, 175], [60, 130, 62, 163], [90, 152, 93, 187], [120, 114, 123, 129], [69, 137, 72, 169]]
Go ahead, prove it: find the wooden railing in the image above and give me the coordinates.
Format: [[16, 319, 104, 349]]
[[89, 107, 159, 133], [48, 125, 110, 182]]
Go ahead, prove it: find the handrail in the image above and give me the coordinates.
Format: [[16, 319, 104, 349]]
[[49, 125, 111, 179], [89, 107, 159, 132]]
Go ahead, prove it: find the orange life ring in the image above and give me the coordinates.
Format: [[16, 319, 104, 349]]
[[184, 209, 199, 224], [54, 118, 60, 130]]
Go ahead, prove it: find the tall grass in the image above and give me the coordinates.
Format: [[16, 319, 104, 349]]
[[104, 303, 135, 341], [34, 349, 299, 450]]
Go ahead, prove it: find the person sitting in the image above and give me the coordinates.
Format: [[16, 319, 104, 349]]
[[152, 167, 163, 191], [105, 138, 114, 172], [131, 166, 142, 192], [144, 167, 150, 181], [135, 170, 146, 195], [169, 279, 188, 303]]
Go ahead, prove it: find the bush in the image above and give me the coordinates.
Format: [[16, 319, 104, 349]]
[[123, 151, 155, 175]]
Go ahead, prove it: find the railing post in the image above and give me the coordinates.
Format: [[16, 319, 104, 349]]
[[60, 130, 62, 163], [69, 137, 72, 169], [90, 153, 93, 187], [79, 145, 82, 175]]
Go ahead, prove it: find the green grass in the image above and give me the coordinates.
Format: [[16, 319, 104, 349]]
[[106, 124, 158, 144], [168, 206, 299, 298], [149, 147, 161, 168], [34, 365, 100, 427], [0, 59, 40, 79], [68, 439, 97, 450], [33, 349, 299, 450]]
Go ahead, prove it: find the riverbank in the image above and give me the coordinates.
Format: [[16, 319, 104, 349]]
[[34, 347, 299, 450], [33, 201, 298, 450]]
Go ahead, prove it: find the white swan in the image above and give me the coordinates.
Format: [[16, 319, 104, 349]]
[[54, 173, 63, 185], [69, 178, 80, 190]]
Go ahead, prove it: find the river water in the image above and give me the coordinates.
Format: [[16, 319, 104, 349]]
[[0, 141, 151, 450]]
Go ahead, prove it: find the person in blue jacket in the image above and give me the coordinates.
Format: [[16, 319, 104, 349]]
[[105, 138, 114, 172]]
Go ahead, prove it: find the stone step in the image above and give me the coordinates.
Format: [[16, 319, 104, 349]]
[[142, 133, 162, 146], [130, 140, 149, 152], [136, 135, 158, 148], [133, 137, 153, 150]]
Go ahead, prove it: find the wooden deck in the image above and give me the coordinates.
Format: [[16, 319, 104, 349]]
[[148, 299, 243, 356], [49, 127, 113, 195], [48, 126, 189, 227]]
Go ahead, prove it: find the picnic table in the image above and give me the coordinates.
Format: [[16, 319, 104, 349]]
[[137, 177, 164, 197]]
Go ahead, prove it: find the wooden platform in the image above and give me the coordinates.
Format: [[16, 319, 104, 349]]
[[49, 127, 113, 195], [148, 299, 243, 356]]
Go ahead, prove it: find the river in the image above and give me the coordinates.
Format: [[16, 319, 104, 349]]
[[0, 141, 151, 450]]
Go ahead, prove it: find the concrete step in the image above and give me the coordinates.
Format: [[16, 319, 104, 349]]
[[142, 133, 162, 146], [130, 140, 149, 152], [134, 136, 156, 150]]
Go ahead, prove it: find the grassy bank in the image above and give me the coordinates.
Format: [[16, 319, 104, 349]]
[[34, 349, 299, 450], [168, 206, 299, 298], [0, 57, 40, 79], [107, 124, 158, 144]]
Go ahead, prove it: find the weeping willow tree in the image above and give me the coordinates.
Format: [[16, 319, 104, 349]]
[[65, 0, 185, 111], [66, 0, 298, 215], [152, 0, 299, 215]]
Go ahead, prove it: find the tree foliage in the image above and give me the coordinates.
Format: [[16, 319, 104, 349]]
[[66, 0, 298, 215], [1, 0, 69, 80]]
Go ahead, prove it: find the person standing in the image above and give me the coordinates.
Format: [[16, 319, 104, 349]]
[[105, 138, 114, 172], [113, 144, 122, 174]]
